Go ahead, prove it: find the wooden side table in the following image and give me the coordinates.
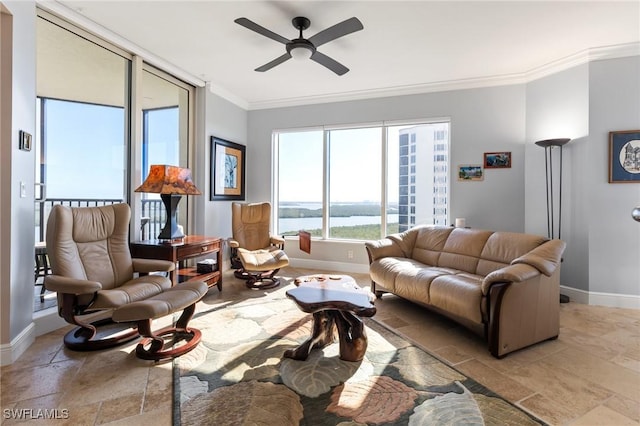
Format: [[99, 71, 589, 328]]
[[129, 235, 222, 290], [284, 274, 376, 362]]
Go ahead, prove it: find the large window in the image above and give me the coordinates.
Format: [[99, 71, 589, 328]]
[[140, 67, 193, 239], [35, 13, 130, 243], [275, 129, 324, 236], [37, 98, 126, 200], [274, 121, 450, 240]]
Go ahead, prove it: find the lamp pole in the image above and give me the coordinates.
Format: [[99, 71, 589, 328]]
[[535, 138, 571, 303], [535, 138, 571, 239]]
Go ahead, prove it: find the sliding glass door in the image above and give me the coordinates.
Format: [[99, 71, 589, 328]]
[[35, 11, 195, 312], [35, 14, 130, 242], [140, 67, 193, 239]]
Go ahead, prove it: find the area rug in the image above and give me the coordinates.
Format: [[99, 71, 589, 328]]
[[175, 292, 544, 425]]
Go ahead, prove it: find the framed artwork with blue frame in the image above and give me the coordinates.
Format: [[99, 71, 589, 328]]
[[210, 136, 246, 200], [609, 130, 640, 183]]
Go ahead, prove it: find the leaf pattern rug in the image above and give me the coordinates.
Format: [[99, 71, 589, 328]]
[[175, 294, 544, 425]]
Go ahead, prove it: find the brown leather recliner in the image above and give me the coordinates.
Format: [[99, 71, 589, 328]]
[[229, 202, 289, 289], [44, 203, 208, 361]]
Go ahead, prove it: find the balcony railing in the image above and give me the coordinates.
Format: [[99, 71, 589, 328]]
[[36, 198, 165, 242]]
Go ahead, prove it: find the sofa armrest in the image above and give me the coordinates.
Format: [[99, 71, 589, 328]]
[[482, 264, 540, 295], [132, 258, 175, 274], [512, 239, 566, 276], [44, 274, 102, 295], [364, 239, 406, 262]]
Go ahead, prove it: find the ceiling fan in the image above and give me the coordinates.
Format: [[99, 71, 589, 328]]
[[234, 16, 363, 76]]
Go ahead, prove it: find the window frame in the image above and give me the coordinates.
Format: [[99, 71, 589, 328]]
[[273, 118, 451, 241]]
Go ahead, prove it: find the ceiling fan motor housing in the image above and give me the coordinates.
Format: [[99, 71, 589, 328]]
[[292, 16, 311, 31]]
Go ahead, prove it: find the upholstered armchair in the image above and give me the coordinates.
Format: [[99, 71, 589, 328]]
[[229, 202, 289, 289], [44, 203, 208, 361]]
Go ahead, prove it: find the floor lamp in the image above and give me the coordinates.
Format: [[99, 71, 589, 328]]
[[535, 138, 571, 303]]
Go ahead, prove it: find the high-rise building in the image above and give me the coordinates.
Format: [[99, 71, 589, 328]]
[[398, 123, 449, 231]]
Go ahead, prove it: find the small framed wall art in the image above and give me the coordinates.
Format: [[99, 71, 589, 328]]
[[19, 130, 32, 151], [484, 151, 511, 168], [210, 136, 246, 200], [609, 130, 640, 183], [458, 164, 484, 181]]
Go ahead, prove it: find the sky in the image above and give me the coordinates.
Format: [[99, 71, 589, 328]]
[[277, 126, 401, 204], [40, 99, 178, 200]]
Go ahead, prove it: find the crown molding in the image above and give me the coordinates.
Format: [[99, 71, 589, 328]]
[[241, 42, 640, 111], [245, 73, 529, 111], [206, 82, 249, 110], [524, 41, 640, 83]]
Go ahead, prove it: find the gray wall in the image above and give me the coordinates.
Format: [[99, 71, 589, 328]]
[[247, 85, 527, 268], [199, 88, 248, 266], [247, 60, 640, 304], [524, 57, 640, 304], [588, 56, 640, 297], [524, 64, 590, 292], [1, 0, 37, 362]]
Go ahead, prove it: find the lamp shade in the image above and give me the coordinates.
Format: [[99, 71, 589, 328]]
[[135, 165, 201, 240], [134, 165, 201, 195]]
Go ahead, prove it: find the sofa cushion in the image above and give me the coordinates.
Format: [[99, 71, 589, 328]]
[[429, 272, 484, 324], [370, 257, 427, 293], [437, 228, 493, 274], [476, 232, 547, 276], [394, 267, 453, 304], [411, 226, 454, 266], [92, 274, 170, 309]]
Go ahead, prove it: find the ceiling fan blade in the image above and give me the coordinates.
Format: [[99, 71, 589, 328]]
[[310, 51, 349, 76], [235, 17, 290, 45], [255, 53, 292, 72], [307, 17, 363, 48]]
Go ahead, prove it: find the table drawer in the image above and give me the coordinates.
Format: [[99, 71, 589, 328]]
[[176, 240, 220, 258]]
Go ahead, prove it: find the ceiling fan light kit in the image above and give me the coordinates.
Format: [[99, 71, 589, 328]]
[[235, 15, 363, 75]]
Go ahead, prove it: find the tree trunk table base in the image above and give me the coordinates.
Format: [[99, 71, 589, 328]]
[[284, 275, 376, 362]]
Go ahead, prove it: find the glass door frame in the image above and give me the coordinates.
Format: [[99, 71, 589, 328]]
[[132, 63, 196, 240]]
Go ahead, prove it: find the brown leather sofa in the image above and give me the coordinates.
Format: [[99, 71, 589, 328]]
[[365, 226, 566, 358]]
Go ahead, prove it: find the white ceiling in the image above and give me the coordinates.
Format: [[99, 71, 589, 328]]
[[50, 1, 640, 110]]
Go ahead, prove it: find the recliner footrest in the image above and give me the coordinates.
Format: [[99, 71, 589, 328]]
[[238, 249, 289, 272], [112, 281, 208, 322]]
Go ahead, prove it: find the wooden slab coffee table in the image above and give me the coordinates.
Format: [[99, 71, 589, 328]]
[[284, 274, 376, 362]]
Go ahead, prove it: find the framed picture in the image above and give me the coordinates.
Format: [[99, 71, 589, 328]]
[[19, 130, 32, 151], [609, 130, 640, 183], [484, 151, 511, 168], [458, 164, 484, 181], [210, 136, 246, 200]]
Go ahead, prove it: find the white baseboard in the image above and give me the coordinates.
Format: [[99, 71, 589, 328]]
[[0, 322, 35, 366], [560, 286, 639, 309], [289, 258, 369, 275], [34, 308, 68, 335]]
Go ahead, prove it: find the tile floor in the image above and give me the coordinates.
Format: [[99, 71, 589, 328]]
[[2, 266, 639, 425]]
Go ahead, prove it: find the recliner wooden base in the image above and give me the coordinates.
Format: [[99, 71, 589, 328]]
[[235, 268, 281, 289], [135, 326, 202, 361], [63, 318, 140, 352], [134, 303, 202, 361]]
